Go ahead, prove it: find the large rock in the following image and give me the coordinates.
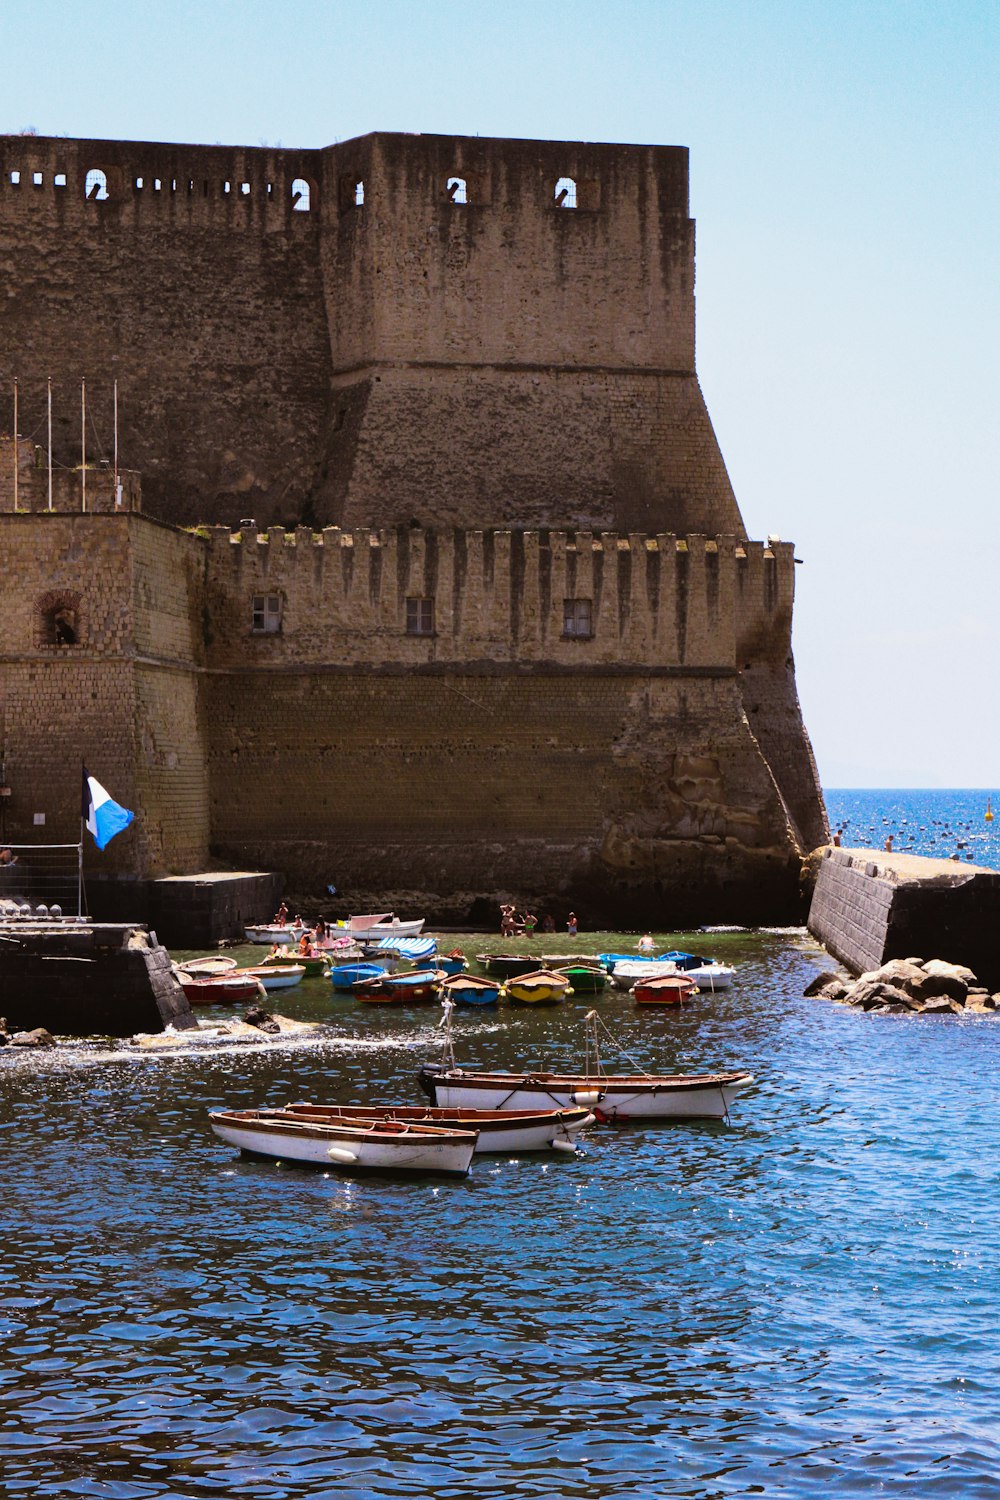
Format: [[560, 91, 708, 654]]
[[10, 1027, 55, 1047], [871, 960, 927, 997], [916, 961, 971, 1003]]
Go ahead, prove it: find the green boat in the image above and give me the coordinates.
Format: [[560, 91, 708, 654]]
[[258, 951, 329, 978], [551, 963, 608, 994]]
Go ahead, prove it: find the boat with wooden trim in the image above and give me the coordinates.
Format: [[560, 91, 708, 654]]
[[253, 1102, 592, 1154], [179, 974, 265, 1006], [475, 953, 539, 980], [632, 973, 699, 1006], [606, 960, 678, 991], [353, 968, 448, 1004], [329, 961, 388, 992], [235, 964, 306, 992], [177, 955, 238, 976], [420, 1009, 753, 1121], [439, 972, 502, 1007], [504, 968, 572, 1005], [209, 1110, 477, 1176]]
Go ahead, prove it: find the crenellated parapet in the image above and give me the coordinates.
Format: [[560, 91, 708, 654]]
[[200, 524, 794, 672]]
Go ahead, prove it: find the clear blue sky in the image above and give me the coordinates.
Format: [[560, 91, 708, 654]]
[[4, 0, 997, 787]]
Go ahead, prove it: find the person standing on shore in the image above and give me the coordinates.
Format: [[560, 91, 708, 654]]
[[567, 912, 578, 937]]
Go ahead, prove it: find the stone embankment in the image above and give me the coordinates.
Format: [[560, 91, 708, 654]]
[[805, 957, 998, 1016]]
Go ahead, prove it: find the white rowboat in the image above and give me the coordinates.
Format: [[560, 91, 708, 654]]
[[418, 1065, 753, 1120], [210, 1110, 477, 1176], [267, 1102, 593, 1154]]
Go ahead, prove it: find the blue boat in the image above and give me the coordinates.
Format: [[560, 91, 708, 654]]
[[329, 961, 387, 991], [437, 953, 469, 978], [440, 973, 502, 1007]]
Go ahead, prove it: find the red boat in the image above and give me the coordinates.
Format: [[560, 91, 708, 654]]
[[179, 974, 265, 1006], [632, 973, 698, 1006]]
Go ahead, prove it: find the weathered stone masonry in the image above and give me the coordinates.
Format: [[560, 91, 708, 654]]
[[0, 129, 827, 920]]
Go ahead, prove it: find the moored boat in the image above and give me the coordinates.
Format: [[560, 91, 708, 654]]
[[606, 960, 678, 991], [179, 974, 265, 1006], [420, 1063, 753, 1119], [258, 951, 329, 977], [420, 1009, 753, 1121], [349, 915, 426, 938], [436, 950, 469, 978], [551, 963, 608, 994], [372, 936, 438, 966], [353, 968, 447, 1004], [244, 924, 299, 945], [475, 953, 539, 980], [504, 968, 572, 1005], [329, 961, 388, 991], [632, 973, 698, 1006], [210, 1110, 477, 1176], [177, 954, 238, 976], [257, 1102, 592, 1154], [439, 972, 502, 1007], [235, 963, 306, 992]]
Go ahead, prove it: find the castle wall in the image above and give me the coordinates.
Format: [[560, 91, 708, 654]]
[[0, 131, 743, 536]]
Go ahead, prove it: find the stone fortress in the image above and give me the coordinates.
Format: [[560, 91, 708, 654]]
[[0, 129, 827, 924]]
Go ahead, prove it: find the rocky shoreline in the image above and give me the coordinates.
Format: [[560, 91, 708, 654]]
[[805, 957, 998, 1015]]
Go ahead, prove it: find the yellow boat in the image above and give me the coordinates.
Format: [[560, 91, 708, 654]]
[[504, 968, 573, 1005]]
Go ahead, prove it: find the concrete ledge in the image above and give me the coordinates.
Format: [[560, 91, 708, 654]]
[[808, 847, 1000, 988], [86, 871, 283, 948]]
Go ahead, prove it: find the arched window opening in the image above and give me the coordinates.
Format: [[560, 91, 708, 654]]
[[291, 177, 311, 212], [446, 176, 467, 204], [223, 180, 232, 196], [85, 168, 109, 201], [339, 174, 364, 212], [554, 176, 577, 209], [37, 593, 83, 648]]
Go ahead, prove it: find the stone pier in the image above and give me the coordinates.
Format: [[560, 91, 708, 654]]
[[808, 847, 1000, 991]]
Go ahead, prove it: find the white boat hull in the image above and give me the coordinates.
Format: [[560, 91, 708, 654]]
[[424, 1071, 753, 1120], [685, 965, 735, 990], [210, 1115, 475, 1176], [244, 925, 296, 945], [358, 920, 426, 939]]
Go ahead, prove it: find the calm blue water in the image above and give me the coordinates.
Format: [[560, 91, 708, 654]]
[[4, 815, 1000, 1496], [825, 788, 1000, 868]]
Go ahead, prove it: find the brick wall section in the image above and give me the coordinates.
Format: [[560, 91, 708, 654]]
[[0, 513, 208, 875]]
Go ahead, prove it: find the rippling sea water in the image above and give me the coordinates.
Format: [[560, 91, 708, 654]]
[[4, 918, 1000, 1496]]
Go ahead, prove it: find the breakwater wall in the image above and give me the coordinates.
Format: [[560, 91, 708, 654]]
[[0, 923, 196, 1037], [808, 847, 1000, 991]]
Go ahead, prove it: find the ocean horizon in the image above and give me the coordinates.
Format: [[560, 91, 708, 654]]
[[824, 787, 999, 870]]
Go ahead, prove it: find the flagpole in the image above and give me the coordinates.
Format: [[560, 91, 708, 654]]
[[47, 377, 53, 511], [12, 378, 18, 513], [81, 378, 86, 513]]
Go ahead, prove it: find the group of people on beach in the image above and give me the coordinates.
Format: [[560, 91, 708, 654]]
[[500, 904, 577, 937], [267, 903, 333, 959]]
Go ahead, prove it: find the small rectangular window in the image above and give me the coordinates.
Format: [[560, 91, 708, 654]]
[[563, 597, 593, 638], [251, 593, 282, 634], [54, 172, 67, 188], [406, 597, 434, 636], [9, 171, 20, 186], [32, 171, 43, 187]]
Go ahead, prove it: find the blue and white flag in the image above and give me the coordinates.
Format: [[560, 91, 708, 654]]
[[82, 767, 134, 850]]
